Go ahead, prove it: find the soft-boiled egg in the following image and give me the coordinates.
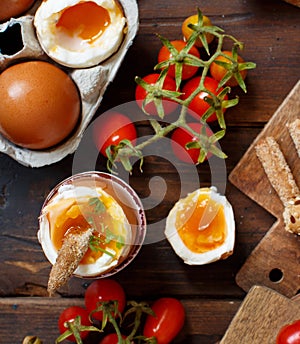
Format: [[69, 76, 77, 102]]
[[38, 182, 132, 277], [165, 187, 235, 265], [34, 0, 126, 68]]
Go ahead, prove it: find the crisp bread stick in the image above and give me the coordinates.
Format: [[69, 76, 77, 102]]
[[47, 227, 93, 296], [287, 118, 300, 158], [255, 136, 300, 207]]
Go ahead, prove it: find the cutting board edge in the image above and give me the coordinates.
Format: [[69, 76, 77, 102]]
[[220, 285, 300, 344], [229, 79, 300, 199]]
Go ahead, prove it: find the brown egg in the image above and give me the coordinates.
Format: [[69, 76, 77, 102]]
[[0, 0, 35, 22], [0, 61, 81, 150]]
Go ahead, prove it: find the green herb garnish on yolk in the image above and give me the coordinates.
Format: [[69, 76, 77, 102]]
[[88, 197, 106, 213], [87, 197, 126, 257]]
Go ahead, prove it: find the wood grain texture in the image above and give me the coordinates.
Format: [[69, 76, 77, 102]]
[[0, 297, 240, 344], [220, 286, 300, 344], [0, 0, 300, 343], [235, 220, 300, 297], [229, 81, 300, 297], [229, 80, 300, 218]]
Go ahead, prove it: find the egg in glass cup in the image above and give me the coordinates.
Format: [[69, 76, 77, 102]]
[[38, 171, 146, 293]]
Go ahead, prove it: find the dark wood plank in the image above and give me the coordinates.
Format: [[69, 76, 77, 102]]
[[0, 297, 240, 344]]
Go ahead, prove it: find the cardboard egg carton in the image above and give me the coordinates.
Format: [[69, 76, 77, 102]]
[[0, 0, 139, 167]]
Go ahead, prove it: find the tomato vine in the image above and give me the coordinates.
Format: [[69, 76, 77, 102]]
[[106, 8, 256, 173], [22, 279, 185, 344]]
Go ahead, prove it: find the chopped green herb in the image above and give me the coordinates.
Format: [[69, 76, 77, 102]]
[[87, 216, 95, 227], [89, 235, 115, 258], [116, 235, 125, 249], [105, 228, 125, 249], [104, 229, 117, 244], [88, 197, 106, 213]]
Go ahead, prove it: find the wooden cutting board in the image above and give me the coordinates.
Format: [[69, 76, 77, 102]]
[[220, 285, 300, 344], [229, 80, 300, 298]]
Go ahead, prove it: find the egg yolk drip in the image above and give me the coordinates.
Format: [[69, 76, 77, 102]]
[[47, 194, 126, 265], [175, 193, 226, 253], [56, 1, 111, 44]]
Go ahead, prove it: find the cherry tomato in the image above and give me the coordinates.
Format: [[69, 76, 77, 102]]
[[58, 306, 91, 343], [84, 279, 126, 321], [182, 14, 214, 48], [99, 333, 126, 344], [93, 112, 137, 157], [181, 76, 228, 122], [157, 40, 200, 80], [135, 73, 178, 116], [210, 50, 247, 87], [276, 320, 300, 344], [171, 122, 212, 164], [143, 297, 185, 344]]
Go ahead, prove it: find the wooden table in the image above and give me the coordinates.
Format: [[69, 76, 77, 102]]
[[0, 0, 299, 343]]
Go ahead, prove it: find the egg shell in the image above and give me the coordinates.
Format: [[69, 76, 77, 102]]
[[34, 0, 127, 68], [164, 187, 236, 265], [0, 0, 36, 22], [0, 0, 138, 167], [0, 61, 81, 149]]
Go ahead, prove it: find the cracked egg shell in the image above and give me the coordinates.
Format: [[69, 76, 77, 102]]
[[34, 0, 126, 68], [164, 187, 235, 265]]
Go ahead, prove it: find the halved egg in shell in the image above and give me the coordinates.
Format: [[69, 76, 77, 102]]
[[165, 187, 235, 265], [34, 0, 126, 68]]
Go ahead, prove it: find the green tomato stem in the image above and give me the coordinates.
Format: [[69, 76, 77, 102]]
[[107, 312, 125, 344], [109, 9, 255, 172]]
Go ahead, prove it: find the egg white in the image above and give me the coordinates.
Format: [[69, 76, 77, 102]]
[[34, 0, 126, 68], [165, 187, 235, 265], [38, 184, 132, 277]]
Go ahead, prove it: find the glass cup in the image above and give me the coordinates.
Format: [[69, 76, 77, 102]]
[[38, 171, 146, 279]]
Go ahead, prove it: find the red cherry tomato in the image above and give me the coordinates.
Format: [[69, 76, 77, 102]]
[[157, 40, 200, 80], [84, 279, 126, 321], [182, 76, 228, 122], [58, 306, 91, 343], [99, 333, 126, 344], [143, 297, 185, 344], [93, 112, 137, 157], [276, 320, 300, 344], [135, 73, 178, 116], [171, 122, 212, 164], [210, 50, 247, 87]]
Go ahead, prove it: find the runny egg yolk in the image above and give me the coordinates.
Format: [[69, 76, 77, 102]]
[[175, 193, 226, 253], [56, 1, 111, 43], [48, 195, 125, 265]]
